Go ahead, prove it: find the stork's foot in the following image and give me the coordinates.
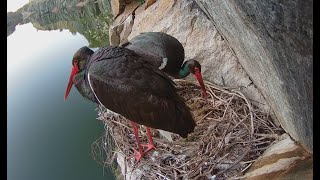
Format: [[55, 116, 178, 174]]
[[142, 143, 157, 153], [128, 144, 156, 161], [128, 148, 144, 162]]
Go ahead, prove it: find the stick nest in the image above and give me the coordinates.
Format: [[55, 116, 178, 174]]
[[91, 79, 284, 180]]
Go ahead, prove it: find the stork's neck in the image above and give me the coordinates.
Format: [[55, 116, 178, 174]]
[[178, 62, 191, 78], [74, 70, 86, 83], [73, 70, 98, 104]]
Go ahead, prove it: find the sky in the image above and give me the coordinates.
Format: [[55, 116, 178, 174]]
[[7, 0, 28, 12]]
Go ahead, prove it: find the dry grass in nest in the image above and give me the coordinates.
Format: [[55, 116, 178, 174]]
[[91, 79, 284, 179]]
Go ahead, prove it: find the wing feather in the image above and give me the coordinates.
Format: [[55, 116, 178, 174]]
[[86, 46, 195, 137]]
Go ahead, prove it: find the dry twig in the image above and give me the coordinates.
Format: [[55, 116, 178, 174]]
[[91, 79, 284, 179]]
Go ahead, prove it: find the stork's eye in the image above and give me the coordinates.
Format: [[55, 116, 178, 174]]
[[194, 67, 200, 73], [73, 60, 78, 66]]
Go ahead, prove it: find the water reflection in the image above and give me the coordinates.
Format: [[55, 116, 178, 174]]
[[7, 0, 113, 48], [7, 0, 116, 179]]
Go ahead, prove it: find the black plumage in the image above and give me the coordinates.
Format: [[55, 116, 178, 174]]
[[85, 46, 195, 137], [65, 44, 197, 162], [122, 32, 207, 97]]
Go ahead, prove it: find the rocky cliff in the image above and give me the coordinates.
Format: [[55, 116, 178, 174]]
[[8, 0, 312, 177], [111, 0, 312, 153], [195, 0, 313, 152], [109, 1, 312, 178]]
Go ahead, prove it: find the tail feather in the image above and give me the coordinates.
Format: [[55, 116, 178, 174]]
[[170, 96, 195, 138]]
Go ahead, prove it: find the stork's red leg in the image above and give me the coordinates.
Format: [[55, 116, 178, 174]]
[[129, 121, 144, 162], [142, 127, 157, 152]]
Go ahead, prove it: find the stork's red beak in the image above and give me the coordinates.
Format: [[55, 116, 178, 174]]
[[64, 66, 78, 101], [194, 67, 207, 98]]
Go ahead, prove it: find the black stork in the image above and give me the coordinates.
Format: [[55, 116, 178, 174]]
[[122, 32, 207, 98], [64, 46, 195, 161]]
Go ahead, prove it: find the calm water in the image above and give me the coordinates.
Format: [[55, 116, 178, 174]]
[[8, 23, 115, 180]]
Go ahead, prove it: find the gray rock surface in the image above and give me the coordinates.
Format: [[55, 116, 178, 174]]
[[110, 1, 313, 178], [242, 134, 312, 180], [195, 0, 313, 152]]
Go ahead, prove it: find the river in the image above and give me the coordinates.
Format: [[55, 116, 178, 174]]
[[8, 23, 115, 180]]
